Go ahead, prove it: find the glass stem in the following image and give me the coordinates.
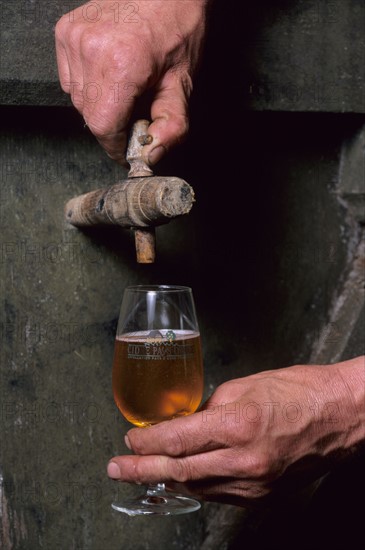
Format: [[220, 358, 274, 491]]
[[146, 483, 166, 496]]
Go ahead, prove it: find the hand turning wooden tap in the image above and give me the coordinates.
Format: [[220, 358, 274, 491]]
[[64, 120, 195, 263]]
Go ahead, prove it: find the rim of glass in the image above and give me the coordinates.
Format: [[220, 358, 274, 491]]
[[124, 285, 192, 293]]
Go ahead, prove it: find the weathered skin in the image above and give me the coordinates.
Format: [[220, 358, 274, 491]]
[[55, 0, 209, 165], [107, 356, 365, 506]]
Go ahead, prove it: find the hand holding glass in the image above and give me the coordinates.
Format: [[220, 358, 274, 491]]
[[111, 285, 204, 515]]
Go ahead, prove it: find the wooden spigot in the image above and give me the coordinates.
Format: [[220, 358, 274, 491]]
[[64, 120, 195, 263]]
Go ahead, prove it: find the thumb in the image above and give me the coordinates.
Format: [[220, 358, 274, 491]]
[[142, 70, 193, 165]]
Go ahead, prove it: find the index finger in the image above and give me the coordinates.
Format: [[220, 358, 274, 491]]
[[126, 403, 238, 457]]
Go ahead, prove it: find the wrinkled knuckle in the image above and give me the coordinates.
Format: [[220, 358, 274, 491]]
[[164, 428, 187, 457], [167, 458, 191, 483], [246, 454, 270, 479], [80, 29, 103, 58], [134, 457, 146, 481], [128, 428, 146, 455]]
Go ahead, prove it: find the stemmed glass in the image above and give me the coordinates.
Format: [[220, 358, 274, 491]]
[[111, 285, 204, 516]]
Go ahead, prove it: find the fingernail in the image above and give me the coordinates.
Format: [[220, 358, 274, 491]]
[[107, 461, 121, 479], [124, 435, 132, 450], [148, 145, 166, 165]]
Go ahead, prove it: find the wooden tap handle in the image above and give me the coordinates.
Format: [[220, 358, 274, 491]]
[[127, 119, 156, 262], [65, 177, 195, 227], [126, 119, 154, 178], [64, 120, 195, 264]]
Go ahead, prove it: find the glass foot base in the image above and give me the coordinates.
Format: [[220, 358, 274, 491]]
[[111, 492, 201, 516]]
